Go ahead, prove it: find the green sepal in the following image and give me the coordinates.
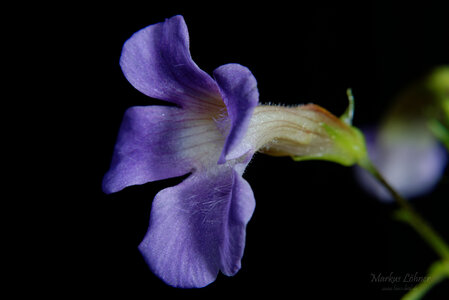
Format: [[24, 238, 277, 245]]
[[340, 88, 355, 125], [292, 122, 368, 167], [292, 89, 368, 167]]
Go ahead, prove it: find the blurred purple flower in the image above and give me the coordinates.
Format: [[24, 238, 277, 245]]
[[356, 125, 447, 201], [355, 69, 448, 202]]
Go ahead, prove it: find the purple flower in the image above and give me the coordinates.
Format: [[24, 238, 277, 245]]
[[103, 15, 257, 288], [103, 15, 368, 288]]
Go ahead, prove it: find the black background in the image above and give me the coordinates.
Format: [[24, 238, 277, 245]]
[[19, 1, 449, 298]]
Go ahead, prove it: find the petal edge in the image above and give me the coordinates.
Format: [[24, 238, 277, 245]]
[[120, 15, 222, 110], [213, 64, 259, 164]]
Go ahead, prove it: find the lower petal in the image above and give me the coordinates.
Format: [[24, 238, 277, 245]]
[[138, 167, 255, 288]]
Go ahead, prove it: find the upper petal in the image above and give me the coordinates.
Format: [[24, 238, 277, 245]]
[[102, 106, 224, 194], [213, 64, 259, 164], [138, 166, 255, 288], [120, 15, 223, 111]]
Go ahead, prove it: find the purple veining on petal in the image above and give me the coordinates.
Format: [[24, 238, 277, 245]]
[[138, 167, 255, 288], [213, 64, 259, 164], [102, 106, 222, 194], [119, 15, 222, 109]]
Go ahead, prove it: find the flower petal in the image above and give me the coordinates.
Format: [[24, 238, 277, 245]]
[[102, 106, 223, 194], [213, 64, 259, 164], [120, 15, 222, 110], [138, 166, 255, 288]]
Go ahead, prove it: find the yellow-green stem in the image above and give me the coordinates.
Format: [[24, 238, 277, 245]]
[[401, 260, 449, 300], [359, 158, 449, 261]]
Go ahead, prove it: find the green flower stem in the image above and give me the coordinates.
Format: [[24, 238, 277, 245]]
[[401, 260, 449, 300], [359, 159, 449, 261], [360, 158, 449, 299]]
